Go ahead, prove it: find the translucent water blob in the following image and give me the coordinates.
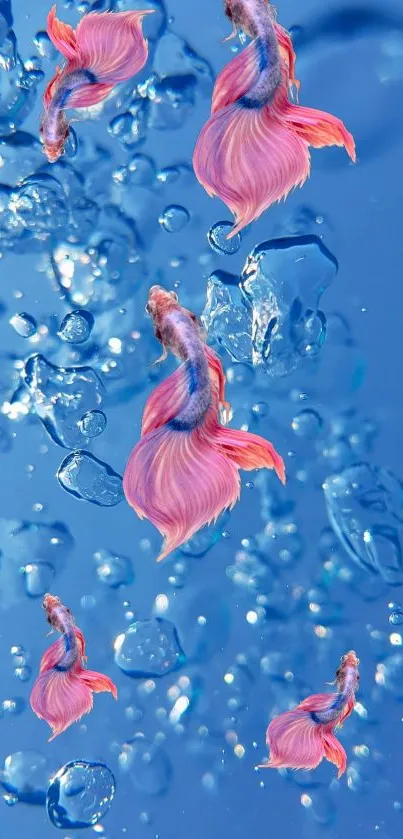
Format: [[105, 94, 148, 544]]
[[118, 736, 172, 796], [46, 761, 115, 829], [207, 221, 241, 255], [114, 617, 185, 677], [57, 451, 124, 506], [291, 409, 324, 439], [9, 312, 37, 338], [23, 354, 105, 449], [159, 204, 190, 233], [78, 410, 107, 439], [94, 548, 133, 588], [1, 750, 48, 806], [323, 463, 403, 584], [58, 309, 94, 344]]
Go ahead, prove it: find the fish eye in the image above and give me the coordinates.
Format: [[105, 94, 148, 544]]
[[145, 303, 151, 314], [170, 291, 178, 301]]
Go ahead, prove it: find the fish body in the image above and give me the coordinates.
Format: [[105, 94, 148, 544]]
[[123, 286, 285, 561], [259, 651, 359, 777], [30, 593, 117, 740], [193, 0, 355, 238], [40, 5, 152, 162]]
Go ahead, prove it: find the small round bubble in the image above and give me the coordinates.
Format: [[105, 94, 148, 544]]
[[291, 409, 323, 439], [23, 562, 54, 598], [46, 761, 115, 829], [128, 154, 156, 185], [58, 310, 94, 344], [114, 618, 185, 678], [118, 736, 172, 796], [1, 750, 48, 805], [33, 31, 57, 61], [9, 312, 37, 338], [79, 410, 107, 439], [94, 549, 133, 588], [159, 205, 190, 233], [252, 402, 268, 418], [207, 221, 241, 255]]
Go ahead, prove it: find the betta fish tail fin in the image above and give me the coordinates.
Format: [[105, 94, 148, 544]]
[[47, 6, 78, 61], [75, 10, 152, 84], [259, 692, 348, 777], [193, 28, 355, 237], [203, 346, 285, 482], [80, 668, 118, 698], [284, 103, 356, 162], [322, 731, 347, 778], [30, 629, 117, 740], [124, 347, 284, 561], [259, 708, 326, 772], [47, 5, 152, 109], [193, 43, 311, 238]]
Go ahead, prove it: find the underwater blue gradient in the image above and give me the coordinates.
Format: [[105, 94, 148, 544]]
[[0, 0, 403, 836]]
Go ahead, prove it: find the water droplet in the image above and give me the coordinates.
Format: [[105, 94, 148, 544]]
[[291, 409, 323, 438], [46, 761, 115, 829], [57, 451, 123, 506], [389, 607, 403, 626], [128, 153, 156, 185], [114, 618, 185, 678], [14, 665, 31, 681], [252, 401, 268, 418], [1, 697, 25, 716], [159, 205, 190, 233], [241, 235, 336, 371], [78, 410, 107, 439], [323, 463, 403, 584], [58, 310, 94, 344], [1, 750, 48, 805], [202, 276, 252, 363], [22, 562, 54, 598], [33, 31, 57, 61], [9, 312, 37, 338], [108, 109, 147, 148], [94, 549, 133, 588], [23, 354, 105, 449], [207, 221, 241, 255], [118, 736, 172, 796]]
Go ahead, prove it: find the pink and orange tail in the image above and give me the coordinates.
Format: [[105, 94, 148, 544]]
[[259, 692, 355, 778], [44, 5, 152, 109], [193, 27, 355, 238], [30, 629, 117, 741], [123, 346, 285, 561]]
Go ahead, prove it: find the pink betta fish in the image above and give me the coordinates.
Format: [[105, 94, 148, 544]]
[[30, 593, 117, 740], [123, 285, 285, 561], [259, 650, 359, 777], [40, 5, 153, 162], [193, 0, 356, 238]]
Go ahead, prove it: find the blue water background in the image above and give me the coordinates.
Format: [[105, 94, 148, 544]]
[[0, 0, 403, 836]]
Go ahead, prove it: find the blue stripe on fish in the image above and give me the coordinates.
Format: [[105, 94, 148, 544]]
[[239, 37, 269, 109], [59, 69, 97, 109], [54, 630, 74, 672]]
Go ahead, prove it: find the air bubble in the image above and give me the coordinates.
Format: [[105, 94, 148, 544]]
[[57, 451, 123, 506], [159, 205, 190, 233], [9, 312, 37, 338], [58, 310, 94, 344], [46, 761, 115, 829], [208, 221, 241, 255]]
